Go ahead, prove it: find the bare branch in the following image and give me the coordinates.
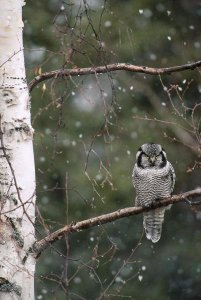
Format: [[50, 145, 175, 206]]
[[34, 188, 201, 258], [28, 60, 201, 92]]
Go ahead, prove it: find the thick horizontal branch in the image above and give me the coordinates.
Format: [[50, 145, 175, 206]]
[[29, 60, 201, 92], [34, 188, 201, 257]]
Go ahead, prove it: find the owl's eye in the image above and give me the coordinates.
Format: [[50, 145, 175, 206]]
[[140, 151, 148, 157], [156, 151, 164, 158]]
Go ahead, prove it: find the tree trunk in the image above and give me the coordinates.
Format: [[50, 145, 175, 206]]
[[0, 0, 36, 299]]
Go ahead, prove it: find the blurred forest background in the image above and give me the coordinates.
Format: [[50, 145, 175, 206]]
[[24, 0, 200, 299]]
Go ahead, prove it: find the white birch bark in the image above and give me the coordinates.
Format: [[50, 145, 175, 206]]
[[0, 0, 36, 299]]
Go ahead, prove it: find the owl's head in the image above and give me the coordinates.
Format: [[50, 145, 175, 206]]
[[136, 143, 167, 168]]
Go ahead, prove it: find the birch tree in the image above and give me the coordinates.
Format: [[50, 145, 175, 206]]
[[0, 0, 35, 299]]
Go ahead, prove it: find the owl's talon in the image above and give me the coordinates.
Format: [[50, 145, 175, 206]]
[[142, 203, 152, 208], [185, 199, 192, 205]]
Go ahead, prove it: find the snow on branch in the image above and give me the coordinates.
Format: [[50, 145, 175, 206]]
[[33, 188, 201, 258], [29, 60, 201, 92]]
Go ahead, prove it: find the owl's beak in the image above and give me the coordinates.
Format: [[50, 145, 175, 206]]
[[149, 156, 156, 163]]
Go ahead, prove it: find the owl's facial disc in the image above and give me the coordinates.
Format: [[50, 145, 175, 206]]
[[136, 143, 167, 168]]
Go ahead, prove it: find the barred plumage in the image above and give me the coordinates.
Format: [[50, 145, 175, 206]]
[[132, 143, 175, 243]]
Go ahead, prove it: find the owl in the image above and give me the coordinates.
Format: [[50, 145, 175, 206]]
[[132, 143, 175, 243]]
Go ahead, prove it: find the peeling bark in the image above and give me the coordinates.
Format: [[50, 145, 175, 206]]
[[0, 1, 36, 299]]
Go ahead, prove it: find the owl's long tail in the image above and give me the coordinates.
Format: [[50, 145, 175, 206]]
[[143, 208, 166, 243]]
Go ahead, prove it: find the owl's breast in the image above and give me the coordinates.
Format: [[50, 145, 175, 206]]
[[133, 164, 172, 201]]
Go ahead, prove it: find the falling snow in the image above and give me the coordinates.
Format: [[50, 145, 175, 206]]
[[45, 128, 51, 135], [95, 174, 103, 181], [60, 4, 65, 11], [75, 121, 82, 128], [194, 41, 200, 48], [41, 289, 47, 295], [115, 276, 125, 284], [149, 53, 157, 61], [138, 275, 143, 281], [74, 277, 82, 284], [131, 131, 138, 139], [104, 20, 112, 27], [39, 156, 46, 162]]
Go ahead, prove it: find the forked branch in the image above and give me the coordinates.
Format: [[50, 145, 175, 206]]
[[29, 60, 201, 92], [34, 188, 201, 258]]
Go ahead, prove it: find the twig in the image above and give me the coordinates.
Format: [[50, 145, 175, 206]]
[[0, 48, 23, 68], [28, 60, 201, 92], [33, 188, 201, 258]]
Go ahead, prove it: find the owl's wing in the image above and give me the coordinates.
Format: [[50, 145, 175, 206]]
[[132, 164, 139, 206], [169, 163, 176, 193], [135, 197, 140, 207], [132, 165, 136, 187]]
